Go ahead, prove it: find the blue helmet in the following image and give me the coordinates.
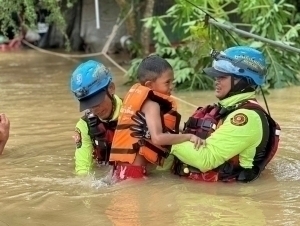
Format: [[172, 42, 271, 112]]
[[203, 46, 267, 86], [70, 60, 112, 111]]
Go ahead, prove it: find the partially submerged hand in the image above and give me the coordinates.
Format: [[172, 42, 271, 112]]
[[0, 113, 10, 155], [0, 113, 10, 141]]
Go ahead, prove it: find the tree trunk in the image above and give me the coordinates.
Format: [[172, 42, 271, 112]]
[[140, 0, 155, 57], [115, 0, 136, 37]]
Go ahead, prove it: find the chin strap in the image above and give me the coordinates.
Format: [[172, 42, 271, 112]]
[[221, 77, 256, 100], [105, 90, 116, 121]]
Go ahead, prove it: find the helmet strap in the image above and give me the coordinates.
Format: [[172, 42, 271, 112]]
[[222, 76, 256, 99], [106, 89, 116, 121]]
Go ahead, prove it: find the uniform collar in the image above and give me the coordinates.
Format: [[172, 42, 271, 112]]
[[219, 92, 256, 108]]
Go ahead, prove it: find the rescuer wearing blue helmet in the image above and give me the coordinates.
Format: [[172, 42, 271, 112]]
[[170, 46, 281, 183], [70, 60, 122, 176]]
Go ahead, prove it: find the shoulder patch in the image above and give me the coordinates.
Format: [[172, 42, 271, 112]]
[[230, 113, 248, 126], [73, 127, 82, 148]]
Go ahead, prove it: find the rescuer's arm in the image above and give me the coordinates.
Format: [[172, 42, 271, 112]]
[[171, 109, 263, 172], [73, 118, 94, 176]]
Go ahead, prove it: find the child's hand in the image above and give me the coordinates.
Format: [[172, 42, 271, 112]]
[[189, 134, 205, 149], [0, 114, 10, 141]]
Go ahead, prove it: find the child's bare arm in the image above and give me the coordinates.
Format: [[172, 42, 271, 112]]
[[141, 99, 202, 148]]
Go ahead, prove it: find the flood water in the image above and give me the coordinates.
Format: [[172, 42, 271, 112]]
[[0, 50, 300, 226]]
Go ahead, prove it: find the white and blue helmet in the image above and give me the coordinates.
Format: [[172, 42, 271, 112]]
[[203, 46, 267, 86], [70, 60, 112, 111]]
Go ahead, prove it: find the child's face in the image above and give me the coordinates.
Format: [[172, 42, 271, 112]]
[[149, 69, 174, 96]]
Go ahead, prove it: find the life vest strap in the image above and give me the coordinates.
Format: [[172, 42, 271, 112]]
[[116, 124, 131, 130], [185, 117, 217, 139], [185, 117, 217, 131], [133, 139, 170, 159], [168, 110, 182, 133]]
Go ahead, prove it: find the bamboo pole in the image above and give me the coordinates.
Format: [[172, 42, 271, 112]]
[[208, 19, 300, 54]]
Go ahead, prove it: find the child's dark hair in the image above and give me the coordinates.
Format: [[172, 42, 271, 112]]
[[137, 55, 173, 85]]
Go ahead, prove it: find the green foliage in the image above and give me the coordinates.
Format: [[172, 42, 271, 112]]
[[126, 0, 300, 90], [0, 0, 78, 50], [125, 57, 142, 85], [239, 0, 300, 88], [281, 0, 300, 24]]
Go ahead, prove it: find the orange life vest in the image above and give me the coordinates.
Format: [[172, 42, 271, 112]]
[[172, 100, 281, 182], [110, 83, 181, 166]]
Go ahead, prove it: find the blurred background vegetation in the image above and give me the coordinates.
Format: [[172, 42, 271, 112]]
[[1, 0, 300, 91]]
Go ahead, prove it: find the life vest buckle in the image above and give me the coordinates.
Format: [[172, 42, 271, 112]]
[[201, 119, 214, 131], [137, 139, 145, 146]]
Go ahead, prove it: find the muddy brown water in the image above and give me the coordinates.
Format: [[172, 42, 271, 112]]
[[0, 50, 299, 226]]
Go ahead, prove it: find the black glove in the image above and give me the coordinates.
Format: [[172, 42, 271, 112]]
[[87, 112, 104, 137], [130, 111, 151, 139]]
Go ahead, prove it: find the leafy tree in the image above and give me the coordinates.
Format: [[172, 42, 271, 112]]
[[126, 0, 300, 90], [0, 0, 142, 52], [0, 0, 78, 49]]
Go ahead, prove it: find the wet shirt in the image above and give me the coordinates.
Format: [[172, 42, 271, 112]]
[[171, 92, 263, 172], [73, 95, 122, 176]]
